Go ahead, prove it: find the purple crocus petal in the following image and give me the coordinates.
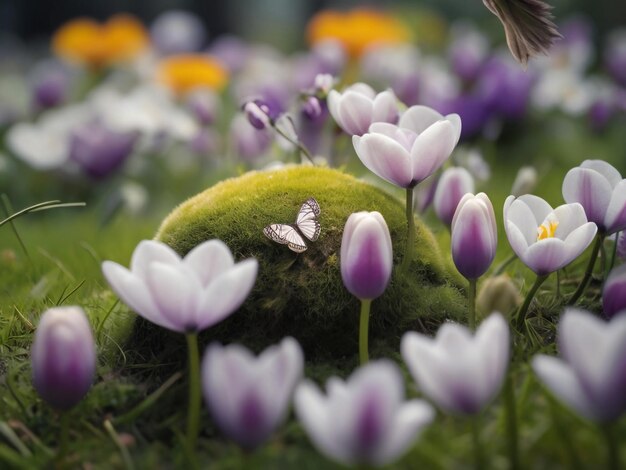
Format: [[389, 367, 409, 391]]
[[340, 211, 393, 300], [434, 167, 475, 227], [31, 307, 96, 410], [101, 261, 179, 331], [605, 180, 626, 234], [522, 238, 569, 275], [475, 314, 510, 396], [197, 259, 258, 330], [337, 91, 375, 136], [581, 160, 622, 188], [532, 355, 596, 420], [604, 265, 626, 318], [398, 105, 444, 134], [371, 90, 399, 124], [562, 167, 613, 228], [368, 123, 416, 151], [410, 120, 457, 184], [451, 193, 497, 279], [183, 239, 235, 286], [353, 134, 413, 188]]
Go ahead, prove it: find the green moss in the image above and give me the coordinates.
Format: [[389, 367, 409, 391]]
[[151, 166, 466, 357]]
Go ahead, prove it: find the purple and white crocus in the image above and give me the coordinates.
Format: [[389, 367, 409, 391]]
[[294, 360, 435, 467], [202, 338, 304, 449], [603, 264, 626, 319], [401, 313, 510, 415], [533, 308, 626, 422], [433, 167, 475, 227]]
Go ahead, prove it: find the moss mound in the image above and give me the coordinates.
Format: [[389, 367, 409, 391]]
[[150, 166, 465, 358]]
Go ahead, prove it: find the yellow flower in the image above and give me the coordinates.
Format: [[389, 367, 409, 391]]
[[307, 8, 411, 58], [52, 14, 149, 69], [156, 54, 229, 95]]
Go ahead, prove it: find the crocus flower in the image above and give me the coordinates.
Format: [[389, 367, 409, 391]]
[[32, 306, 96, 410], [202, 337, 304, 449], [434, 167, 475, 227], [101, 239, 258, 333], [532, 308, 626, 422], [503, 195, 597, 275], [603, 264, 626, 319], [69, 121, 136, 179], [451, 193, 497, 279], [352, 105, 462, 189], [294, 360, 435, 467], [510, 166, 538, 196], [327, 83, 399, 136], [562, 160, 626, 234], [341, 211, 392, 300], [401, 313, 509, 415]]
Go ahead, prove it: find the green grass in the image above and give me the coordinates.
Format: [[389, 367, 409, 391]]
[[0, 116, 625, 468]]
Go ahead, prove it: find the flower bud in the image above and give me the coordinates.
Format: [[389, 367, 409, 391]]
[[511, 166, 538, 196], [302, 96, 323, 121], [603, 264, 626, 318], [243, 100, 272, 130], [476, 275, 521, 317], [340, 211, 393, 300], [433, 167, 475, 226], [451, 193, 497, 279], [313, 73, 335, 96], [31, 306, 96, 410]]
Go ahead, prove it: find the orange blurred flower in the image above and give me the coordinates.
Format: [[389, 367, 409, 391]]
[[52, 14, 149, 69], [307, 8, 411, 58], [156, 54, 229, 95]]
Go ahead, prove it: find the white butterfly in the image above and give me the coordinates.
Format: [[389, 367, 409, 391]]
[[263, 198, 321, 253]]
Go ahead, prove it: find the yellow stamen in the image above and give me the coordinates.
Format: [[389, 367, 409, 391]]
[[537, 220, 559, 241]]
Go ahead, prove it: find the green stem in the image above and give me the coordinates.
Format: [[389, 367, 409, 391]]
[[504, 373, 520, 470], [603, 424, 620, 470], [401, 187, 416, 272], [515, 274, 549, 330], [607, 231, 620, 278], [492, 253, 518, 276], [568, 233, 605, 305], [470, 415, 484, 470], [58, 411, 70, 461], [468, 278, 477, 330], [359, 299, 372, 365], [600, 240, 607, 281], [273, 122, 315, 165], [185, 333, 201, 452]]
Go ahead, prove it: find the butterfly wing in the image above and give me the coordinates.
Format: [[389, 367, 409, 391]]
[[263, 224, 308, 253], [296, 197, 321, 241]]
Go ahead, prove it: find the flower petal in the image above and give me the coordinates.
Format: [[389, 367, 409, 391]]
[[581, 160, 622, 188], [353, 133, 413, 187], [183, 239, 234, 286], [410, 120, 457, 184], [130, 240, 181, 278], [551, 203, 588, 240], [337, 91, 374, 136], [522, 237, 568, 275], [399, 105, 444, 134], [604, 180, 626, 234], [371, 90, 399, 124], [562, 167, 612, 228]]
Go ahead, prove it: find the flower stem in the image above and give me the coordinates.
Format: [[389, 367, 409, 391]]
[[470, 415, 484, 470], [504, 373, 520, 470], [185, 332, 201, 452], [602, 423, 620, 470], [492, 253, 518, 276], [468, 278, 477, 330], [273, 122, 315, 165], [58, 411, 70, 461], [359, 299, 372, 365], [401, 187, 416, 272], [568, 233, 605, 305], [515, 274, 549, 330], [607, 231, 620, 279]]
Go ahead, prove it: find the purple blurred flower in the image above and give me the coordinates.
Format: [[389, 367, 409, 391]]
[[328, 83, 399, 136], [434, 93, 490, 141], [189, 128, 219, 155], [562, 160, 626, 234], [208, 35, 250, 74], [102, 239, 258, 334], [401, 313, 509, 415], [603, 264, 626, 319], [302, 96, 323, 121], [31, 61, 70, 110], [185, 88, 220, 126], [32, 306, 96, 410], [352, 105, 461, 188], [532, 308, 626, 422], [448, 24, 489, 82], [229, 114, 272, 162], [294, 360, 434, 467], [504, 195, 597, 275], [151, 10, 206, 55], [341, 211, 392, 300], [451, 193, 497, 279], [605, 29, 626, 87], [202, 337, 304, 449], [618, 231, 626, 260], [69, 121, 136, 179], [243, 100, 272, 130], [433, 167, 475, 226]]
